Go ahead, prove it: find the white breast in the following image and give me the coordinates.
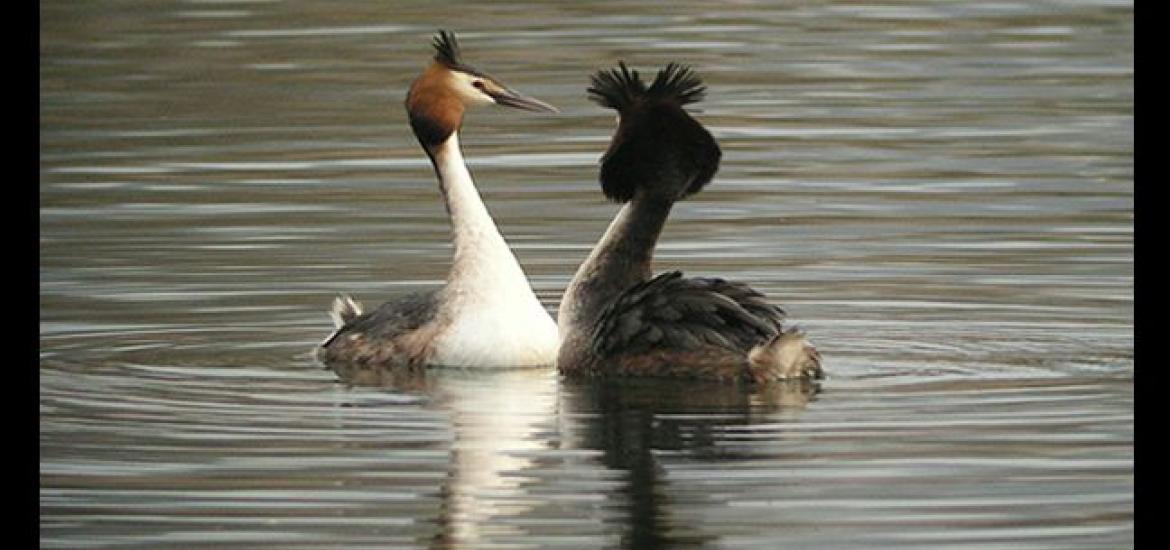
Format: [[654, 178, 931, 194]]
[[430, 296, 559, 367]]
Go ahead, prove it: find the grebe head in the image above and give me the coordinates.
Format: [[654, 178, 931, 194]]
[[588, 62, 721, 203], [407, 30, 558, 147]]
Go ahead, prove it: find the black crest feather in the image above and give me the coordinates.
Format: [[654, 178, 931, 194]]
[[588, 62, 707, 112], [430, 29, 486, 77], [591, 62, 720, 203], [432, 30, 463, 68]]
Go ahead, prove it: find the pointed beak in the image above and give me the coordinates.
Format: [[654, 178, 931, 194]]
[[490, 87, 559, 113]]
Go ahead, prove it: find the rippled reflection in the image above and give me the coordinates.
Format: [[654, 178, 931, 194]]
[[557, 377, 819, 548], [333, 364, 821, 548], [42, 0, 1131, 547], [334, 365, 559, 548]]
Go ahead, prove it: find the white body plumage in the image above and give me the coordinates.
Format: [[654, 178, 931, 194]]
[[427, 133, 559, 367]]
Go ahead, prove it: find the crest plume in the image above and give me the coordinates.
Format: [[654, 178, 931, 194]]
[[432, 30, 463, 68], [591, 62, 720, 203], [588, 62, 707, 112]]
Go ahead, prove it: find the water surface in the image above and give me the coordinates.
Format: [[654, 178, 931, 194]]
[[41, 1, 1132, 548]]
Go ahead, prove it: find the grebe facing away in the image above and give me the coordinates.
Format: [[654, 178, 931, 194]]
[[556, 63, 823, 382], [317, 31, 559, 369]]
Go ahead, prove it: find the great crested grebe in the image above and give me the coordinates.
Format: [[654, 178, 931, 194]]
[[317, 30, 559, 368], [556, 62, 823, 382]]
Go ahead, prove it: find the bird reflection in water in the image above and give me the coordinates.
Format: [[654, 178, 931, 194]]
[[332, 362, 819, 548], [332, 363, 558, 548], [557, 376, 820, 548]]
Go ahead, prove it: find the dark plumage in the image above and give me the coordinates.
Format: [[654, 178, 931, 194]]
[[557, 63, 823, 383], [580, 270, 815, 381], [588, 63, 721, 203], [318, 290, 442, 367], [431, 29, 485, 76], [328, 290, 439, 344], [587, 62, 707, 111], [590, 271, 784, 357]]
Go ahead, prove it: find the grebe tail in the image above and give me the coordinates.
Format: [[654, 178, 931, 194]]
[[317, 31, 559, 369], [556, 62, 822, 382]]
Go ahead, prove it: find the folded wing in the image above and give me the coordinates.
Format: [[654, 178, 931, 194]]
[[590, 271, 786, 360]]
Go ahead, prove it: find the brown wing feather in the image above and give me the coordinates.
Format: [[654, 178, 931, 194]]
[[317, 289, 442, 367]]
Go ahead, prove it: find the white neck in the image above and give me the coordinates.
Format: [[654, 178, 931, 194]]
[[432, 133, 533, 296], [425, 132, 559, 367]]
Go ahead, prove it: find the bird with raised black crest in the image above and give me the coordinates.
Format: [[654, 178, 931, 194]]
[[557, 62, 823, 382]]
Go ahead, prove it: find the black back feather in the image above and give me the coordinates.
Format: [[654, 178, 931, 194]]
[[590, 271, 785, 358], [588, 62, 721, 203]]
